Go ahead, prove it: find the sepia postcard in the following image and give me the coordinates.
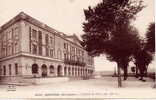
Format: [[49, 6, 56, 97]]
[[0, 0, 155, 99]]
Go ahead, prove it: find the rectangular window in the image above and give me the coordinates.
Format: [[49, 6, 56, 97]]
[[8, 31, 12, 39], [12, 43, 14, 54], [45, 34, 49, 56], [72, 55, 75, 61], [15, 63, 18, 75], [73, 48, 76, 55], [64, 43, 66, 49], [6, 32, 8, 40], [38, 31, 42, 55], [50, 37, 53, 46], [29, 27, 31, 53], [12, 28, 14, 38], [9, 45, 12, 55], [8, 45, 12, 56], [64, 43, 68, 50], [32, 29, 37, 40], [39, 46, 42, 55], [66, 44, 68, 51], [46, 47, 49, 56], [64, 53, 67, 60], [2, 47, 5, 57], [50, 49, 54, 58], [5, 46, 7, 56], [9, 64, 11, 75], [4, 34, 6, 42], [14, 43, 18, 53], [32, 44, 37, 54], [45, 34, 49, 44], [15, 27, 19, 37], [3, 66, 6, 75]]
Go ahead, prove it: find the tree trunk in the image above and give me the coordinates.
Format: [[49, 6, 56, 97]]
[[117, 62, 122, 87], [135, 66, 139, 78], [144, 65, 148, 77], [123, 67, 128, 80]]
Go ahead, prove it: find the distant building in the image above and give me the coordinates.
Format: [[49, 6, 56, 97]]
[[0, 12, 94, 83]]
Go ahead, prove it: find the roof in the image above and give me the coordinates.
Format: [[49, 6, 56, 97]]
[[65, 34, 83, 46], [0, 12, 64, 36], [0, 12, 83, 49]]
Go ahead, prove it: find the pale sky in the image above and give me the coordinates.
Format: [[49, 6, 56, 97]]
[[0, 0, 155, 71]]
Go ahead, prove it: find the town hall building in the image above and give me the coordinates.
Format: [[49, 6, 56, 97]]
[[0, 12, 94, 84]]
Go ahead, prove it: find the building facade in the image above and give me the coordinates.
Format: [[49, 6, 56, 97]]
[[0, 12, 94, 82]]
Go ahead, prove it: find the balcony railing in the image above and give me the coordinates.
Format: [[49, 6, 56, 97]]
[[64, 58, 86, 67]]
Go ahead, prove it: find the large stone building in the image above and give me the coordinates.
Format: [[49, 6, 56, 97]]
[[0, 12, 94, 83]]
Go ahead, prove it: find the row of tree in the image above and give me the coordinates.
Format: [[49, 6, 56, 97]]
[[81, 0, 155, 87]]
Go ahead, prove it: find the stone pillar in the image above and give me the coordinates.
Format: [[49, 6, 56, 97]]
[[66, 66, 68, 76], [81, 68, 83, 76], [18, 65, 23, 76], [78, 67, 80, 77], [64, 67, 66, 76], [47, 66, 50, 77], [38, 66, 42, 77], [74, 67, 76, 77], [62, 66, 64, 76], [54, 66, 58, 77]]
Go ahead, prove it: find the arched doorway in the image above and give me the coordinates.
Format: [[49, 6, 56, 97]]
[[57, 65, 62, 77], [41, 64, 47, 77], [32, 64, 39, 74], [49, 65, 54, 74]]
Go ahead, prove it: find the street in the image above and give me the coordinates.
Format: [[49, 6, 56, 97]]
[[0, 76, 155, 98]]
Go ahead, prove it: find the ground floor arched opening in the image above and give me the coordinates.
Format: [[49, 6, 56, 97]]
[[32, 64, 39, 74], [41, 64, 47, 77], [57, 65, 62, 77]]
